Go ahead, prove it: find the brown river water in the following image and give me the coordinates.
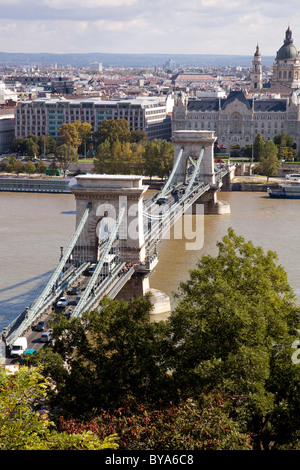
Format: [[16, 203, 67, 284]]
[[1, 190, 300, 331]]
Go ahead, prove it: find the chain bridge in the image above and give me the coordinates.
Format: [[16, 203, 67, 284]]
[[1, 130, 235, 361]]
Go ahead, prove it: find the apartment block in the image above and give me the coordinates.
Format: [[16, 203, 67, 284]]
[[14, 96, 172, 141]]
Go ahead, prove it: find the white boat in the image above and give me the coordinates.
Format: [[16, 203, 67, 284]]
[[267, 182, 300, 199]]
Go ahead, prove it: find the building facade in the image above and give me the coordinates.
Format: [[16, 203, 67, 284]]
[[14, 96, 172, 142], [172, 90, 300, 152]]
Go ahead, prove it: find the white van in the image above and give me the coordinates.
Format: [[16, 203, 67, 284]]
[[10, 337, 28, 357], [285, 174, 300, 181], [100, 254, 116, 276], [41, 331, 52, 343]]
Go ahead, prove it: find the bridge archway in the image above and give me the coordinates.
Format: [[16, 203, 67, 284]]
[[172, 130, 216, 185]]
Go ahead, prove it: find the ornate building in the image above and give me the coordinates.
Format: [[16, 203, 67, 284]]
[[172, 27, 300, 154]]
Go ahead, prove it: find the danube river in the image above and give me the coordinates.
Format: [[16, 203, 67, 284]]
[[1, 190, 300, 331]]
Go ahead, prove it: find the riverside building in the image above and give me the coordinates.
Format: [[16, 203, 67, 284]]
[[14, 96, 172, 141]]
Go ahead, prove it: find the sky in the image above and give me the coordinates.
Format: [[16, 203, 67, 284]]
[[0, 0, 299, 57]]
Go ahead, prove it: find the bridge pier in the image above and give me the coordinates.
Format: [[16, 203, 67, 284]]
[[172, 130, 231, 214], [193, 187, 230, 214]]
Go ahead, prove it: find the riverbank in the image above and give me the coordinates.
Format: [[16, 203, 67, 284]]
[[229, 175, 285, 192], [0, 173, 165, 192]]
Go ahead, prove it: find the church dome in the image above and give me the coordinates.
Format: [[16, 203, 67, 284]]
[[276, 27, 299, 60]]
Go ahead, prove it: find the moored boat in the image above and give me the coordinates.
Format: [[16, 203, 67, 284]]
[[267, 182, 300, 199]]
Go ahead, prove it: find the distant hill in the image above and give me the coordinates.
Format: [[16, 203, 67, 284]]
[[0, 52, 275, 69]]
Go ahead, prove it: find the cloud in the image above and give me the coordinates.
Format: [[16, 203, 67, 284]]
[[0, 0, 299, 55], [44, 0, 137, 8]]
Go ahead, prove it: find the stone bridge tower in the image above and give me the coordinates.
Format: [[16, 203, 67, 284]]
[[172, 130, 216, 185], [70, 174, 148, 265]]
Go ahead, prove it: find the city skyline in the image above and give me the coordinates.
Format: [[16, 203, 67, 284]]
[[0, 0, 298, 58]]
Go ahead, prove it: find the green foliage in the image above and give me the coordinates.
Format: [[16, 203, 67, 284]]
[[96, 118, 131, 145], [24, 160, 36, 175], [255, 140, 281, 181], [11, 134, 57, 156], [253, 133, 265, 161], [93, 136, 174, 178], [274, 134, 298, 161], [168, 228, 300, 449], [55, 143, 78, 171], [240, 144, 253, 159], [58, 123, 82, 150], [0, 366, 118, 450]]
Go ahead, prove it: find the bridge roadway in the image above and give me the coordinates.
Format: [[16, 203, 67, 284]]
[[2, 261, 138, 365]]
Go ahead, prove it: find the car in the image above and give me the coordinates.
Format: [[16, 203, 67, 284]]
[[40, 331, 52, 343], [56, 296, 69, 308], [75, 295, 82, 304], [88, 264, 97, 275], [71, 286, 79, 295], [23, 348, 37, 356], [35, 320, 46, 331], [156, 197, 169, 205]]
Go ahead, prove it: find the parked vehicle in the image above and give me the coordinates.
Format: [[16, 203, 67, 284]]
[[10, 337, 28, 357], [56, 296, 69, 308], [75, 295, 82, 304], [285, 173, 300, 181]]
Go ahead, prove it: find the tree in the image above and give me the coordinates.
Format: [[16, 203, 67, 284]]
[[129, 129, 148, 144], [240, 144, 253, 160], [167, 228, 300, 450], [256, 140, 280, 181], [39, 134, 57, 156], [10, 137, 27, 155], [0, 366, 118, 450], [59, 396, 252, 450], [96, 118, 131, 145], [73, 121, 93, 156], [58, 123, 81, 150], [24, 160, 36, 175], [25, 135, 39, 157], [274, 134, 297, 162], [143, 139, 174, 179], [35, 159, 47, 175], [253, 133, 265, 161], [55, 144, 78, 172], [13, 158, 24, 176]]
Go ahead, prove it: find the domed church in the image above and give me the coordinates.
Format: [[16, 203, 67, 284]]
[[271, 26, 300, 93]]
